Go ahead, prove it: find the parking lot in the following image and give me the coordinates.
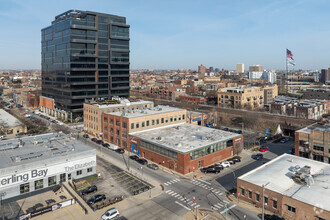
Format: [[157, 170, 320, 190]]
[[73, 155, 153, 210]]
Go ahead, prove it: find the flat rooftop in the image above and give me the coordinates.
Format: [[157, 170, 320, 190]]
[[106, 105, 184, 119], [130, 123, 241, 153], [87, 99, 153, 109], [0, 132, 95, 169], [238, 154, 330, 212], [297, 122, 330, 134], [0, 109, 24, 128]]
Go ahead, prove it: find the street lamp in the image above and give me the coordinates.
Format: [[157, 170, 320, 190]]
[[141, 166, 143, 177]]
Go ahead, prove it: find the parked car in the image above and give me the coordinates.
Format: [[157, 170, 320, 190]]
[[137, 158, 148, 165], [223, 128, 229, 131], [129, 155, 139, 161], [102, 208, 120, 220], [201, 166, 221, 174], [102, 143, 110, 148], [87, 194, 106, 205], [96, 140, 104, 145], [288, 148, 295, 155], [234, 130, 242, 134], [83, 134, 89, 138], [216, 161, 230, 168], [259, 146, 269, 152], [91, 138, 97, 142], [254, 153, 263, 160], [115, 148, 125, 154], [280, 138, 289, 143], [108, 144, 119, 150], [228, 129, 233, 132], [81, 185, 97, 195], [147, 164, 159, 170], [264, 214, 285, 220]]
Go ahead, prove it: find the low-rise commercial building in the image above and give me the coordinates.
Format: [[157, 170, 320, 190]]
[[102, 106, 186, 148], [179, 95, 207, 105], [84, 98, 154, 138], [39, 96, 68, 121], [302, 88, 330, 100], [130, 123, 243, 174], [0, 109, 27, 138], [237, 154, 329, 220], [0, 132, 96, 201], [295, 123, 330, 164]]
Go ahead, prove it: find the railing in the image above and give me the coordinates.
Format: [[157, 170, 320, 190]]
[[64, 182, 88, 215]]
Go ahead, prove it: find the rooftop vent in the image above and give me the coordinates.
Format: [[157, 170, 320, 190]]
[[156, 136, 165, 141]]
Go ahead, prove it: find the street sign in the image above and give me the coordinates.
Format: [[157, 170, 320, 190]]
[[193, 197, 195, 204], [265, 129, 270, 134]]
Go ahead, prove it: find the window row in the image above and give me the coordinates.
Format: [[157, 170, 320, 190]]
[[141, 141, 177, 160], [190, 140, 232, 160], [130, 114, 186, 130]]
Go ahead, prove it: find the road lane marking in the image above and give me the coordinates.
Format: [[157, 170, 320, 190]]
[[220, 204, 236, 214], [223, 200, 230, 204], [166, 190, 172, 193], [174, 194, 180, 198], [198, 179, 212, 185], [175, 201, 191, 211]]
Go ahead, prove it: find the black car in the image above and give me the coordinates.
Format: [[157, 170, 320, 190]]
[[87, 194, 106, 205], [255, 153, 263, 160], [129, 155, 139, 161], [264, 214, 285, 220], [223, 128, 229, 131], [83, 134, 89, 138], [81, 185, 97, 195], [102, 143, 110, 148], [96, 140, 104, 145], [201, 166, 221, 174], [115, 148, 125, 154], [137, 158, 148, 165]]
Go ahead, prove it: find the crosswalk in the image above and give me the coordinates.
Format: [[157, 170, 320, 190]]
[[165, 190, 200, 209], [190, 179, 223, 195], [163, 178, 180, 186], [211, 201, 236, 213]]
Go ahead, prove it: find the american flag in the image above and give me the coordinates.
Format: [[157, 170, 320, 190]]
[[286, 49, 294, 60]]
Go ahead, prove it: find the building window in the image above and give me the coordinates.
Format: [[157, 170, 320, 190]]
[[142, 121, 145, 127], [136, 123, 139, 128], [264, 196, 268, 205], [48, 176, 56, 186], [248, 190, 252, 199], [20, 183, 29, 194], [255, 193, 260, 202], [240, 187, 245, 196], [131, 123, 134, 129], [122, 122, 127, 128], [87, 167, 93, 173], [178, 116, 181, 120], [161, 118, 164, 123], [104, 117, 108, 123], [110, 119, 114, 125], [35, 179, 44, 190], [272, 199, 277, 209], [116, 120, 120, 126], [110, 128, 113, 135], [174, 116, 177, 121], [60, 173, 66, 183], [146, 120, 150, 126], [287, 205, 296, 213], [152, 120, 155, 125], [165, 118, 168, 123], [182, 115, 185, 120], [170, 117, 173, 122], [116, 130, 120, 136], [156, 119, 159, 124], [76, 170, 82, 176], [122, 132, 127, 138]]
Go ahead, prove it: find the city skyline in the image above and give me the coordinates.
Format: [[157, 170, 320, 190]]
[[0, 0, 329, 70]]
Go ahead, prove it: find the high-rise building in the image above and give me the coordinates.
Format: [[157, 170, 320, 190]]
[[198, 64, 206, 74], [249, 64, 264, 72], [248, 70, 277, 84], [320, 68, 330, 84], [236, 63, 244, 73], [41, 10, 130, 119]]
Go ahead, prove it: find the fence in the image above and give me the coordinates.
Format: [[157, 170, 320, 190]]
[[64, 182, 88, 215]]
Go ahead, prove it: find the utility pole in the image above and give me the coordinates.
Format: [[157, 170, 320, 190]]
[[262, 182, 270, 220]]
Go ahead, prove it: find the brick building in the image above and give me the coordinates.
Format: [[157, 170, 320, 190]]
[[295, 123, 330, 164], [102, 106, 186, 148], [39, 96, 68, 121], [84, 98, 153, 138], [179, 95, 207, 105], [17, 90, 41, 108], [303, 88, 330, 100], [237, 154, 330, 220], [130, 123, 243, 174]]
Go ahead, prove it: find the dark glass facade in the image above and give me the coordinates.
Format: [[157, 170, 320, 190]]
[[41, 10, 130, 117]]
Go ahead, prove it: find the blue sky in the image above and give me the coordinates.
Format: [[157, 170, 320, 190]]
[[0, 0, 329, 70]]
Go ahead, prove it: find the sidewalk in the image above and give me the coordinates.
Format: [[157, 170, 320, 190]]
[[228, 194, 273, 216]]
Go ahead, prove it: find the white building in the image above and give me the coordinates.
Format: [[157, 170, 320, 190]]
[[248, 70, 277, 84]]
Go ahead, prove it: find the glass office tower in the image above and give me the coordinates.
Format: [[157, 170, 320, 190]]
[[41, 10, 129, 118]]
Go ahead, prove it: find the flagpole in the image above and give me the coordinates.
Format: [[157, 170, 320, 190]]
[[286, 49, 288, 95]]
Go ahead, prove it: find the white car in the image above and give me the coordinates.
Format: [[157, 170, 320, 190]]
[[101, 208, 120, 220], [217, 161, 230, 168]]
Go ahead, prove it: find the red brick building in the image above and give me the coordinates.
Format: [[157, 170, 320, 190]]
[[179, 95, 207, 105]]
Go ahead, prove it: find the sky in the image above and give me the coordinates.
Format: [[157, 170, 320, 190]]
[[0, 0, 329, 70]]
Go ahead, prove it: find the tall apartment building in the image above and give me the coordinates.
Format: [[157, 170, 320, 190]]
[[320, 69, 330, 84], [198, 64, 206, 74], [83, 98, 153, 138], [295, 123, 330, 164], [248, 70, 277, 84], [263, 84, 278, 104], [41, 10, 130, 120], [249, 64, 264, 72], [236, 63, 244, 73], [102, 106, 187, 149]]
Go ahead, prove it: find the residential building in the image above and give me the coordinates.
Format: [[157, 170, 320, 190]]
[[237, 154, 329, 220], [295, 123, 330, 164], [187, 111, 208, 126], [0, 109, 27, 138], [320, 69, 330, 84], [248, 70, 277, 84], [84, 98, 153, 138], [236, 63, 244, 73], [263, 85, 278, 104], [130, 123, 243, 174], [179, 95, 207, 105], [17, 90, 41, 109], [302, 88, 330, 100], [0, 132, 96, 201], [249, 65, 264, 72], [198, 64, 206, 74], [102, 106, 187, 149], [217, 86, 264, 109], [41, 10, 130, 121]]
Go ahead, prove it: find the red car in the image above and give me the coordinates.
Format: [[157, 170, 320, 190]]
[[91, 138, 98, 142], [259, 146, 269, 152]]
